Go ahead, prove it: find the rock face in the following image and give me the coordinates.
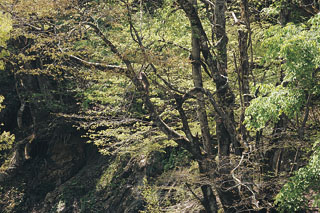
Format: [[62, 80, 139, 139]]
[[0, 50, 199, 213], [0, 120, 203, 212], [0, 119, 148, 213], [0, 107, 199, 213], [46, 133, 86, 186]]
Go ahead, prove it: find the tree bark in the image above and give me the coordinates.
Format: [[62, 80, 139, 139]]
[[280, 0, 291, 26], [214, 0, 244, 210], [177, 0, 242, 156], [264, 115, 286, 175], [214, 0, 236, 157], [190, 2, 218, 212], [191, 0, 213, 156], [197, 157, 219, 212], [238, 0, 251, 143]]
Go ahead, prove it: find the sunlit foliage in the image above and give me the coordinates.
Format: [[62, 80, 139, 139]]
[[0, 13, 14, 155], [245, 14, 320, 131], [275, 140, 320, 212], [0, 12, 12, 70]]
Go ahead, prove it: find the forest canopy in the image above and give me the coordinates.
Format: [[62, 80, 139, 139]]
[[0, 0, 320, 212], [0, 12, 14, 156]]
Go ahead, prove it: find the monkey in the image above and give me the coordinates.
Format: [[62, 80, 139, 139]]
[[9, 133, 35, 169], [24, 133, 35, 160], [137, 71, 150, 93]]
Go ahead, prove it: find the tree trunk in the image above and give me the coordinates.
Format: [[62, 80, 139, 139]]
[[214, 0, 242, 210], [191, 1, 218, 212], [238, 0, 251, 143], [264, 115, 286, 175], [198, 158, 219, 213], [238, 29, 249, 143], [280, 0, 291, 26], [214, 0, 239, 156], [191, 0, 213, 156]]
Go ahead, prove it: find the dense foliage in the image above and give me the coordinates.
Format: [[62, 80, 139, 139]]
[[245, 14, 320, 131], [0, 0, 320, 212], [275, 140, 320, 212], [0, 13, 14, 158]]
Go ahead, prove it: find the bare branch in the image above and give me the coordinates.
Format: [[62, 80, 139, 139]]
[[230, 154, 260, 209], [155, 73, 185, 95], [177, 0, 220, 78], [158, 38, 191, 52], [148, 64, 196, 144], [126, 4, 143, 46], [231, 11, 239, 25], [185, 87, 243, 155], [69, 54, 127, 72], [200, 0, 215, 7], [174, 94, 196, 143], [84, 19, 203, 160], [83, 21, 133, 70], [185, 182, 205, 207]]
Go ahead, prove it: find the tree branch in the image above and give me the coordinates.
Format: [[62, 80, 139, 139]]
[[177, 0, 219, 78], [158, 38, 191, 52], [85, 20, 202, 159], [84, 21, 133, 71], [185, 87, 243, 155], [185, 182, 206, 207], [69, 54, 126, 72], [200, 0, 215, 7]]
